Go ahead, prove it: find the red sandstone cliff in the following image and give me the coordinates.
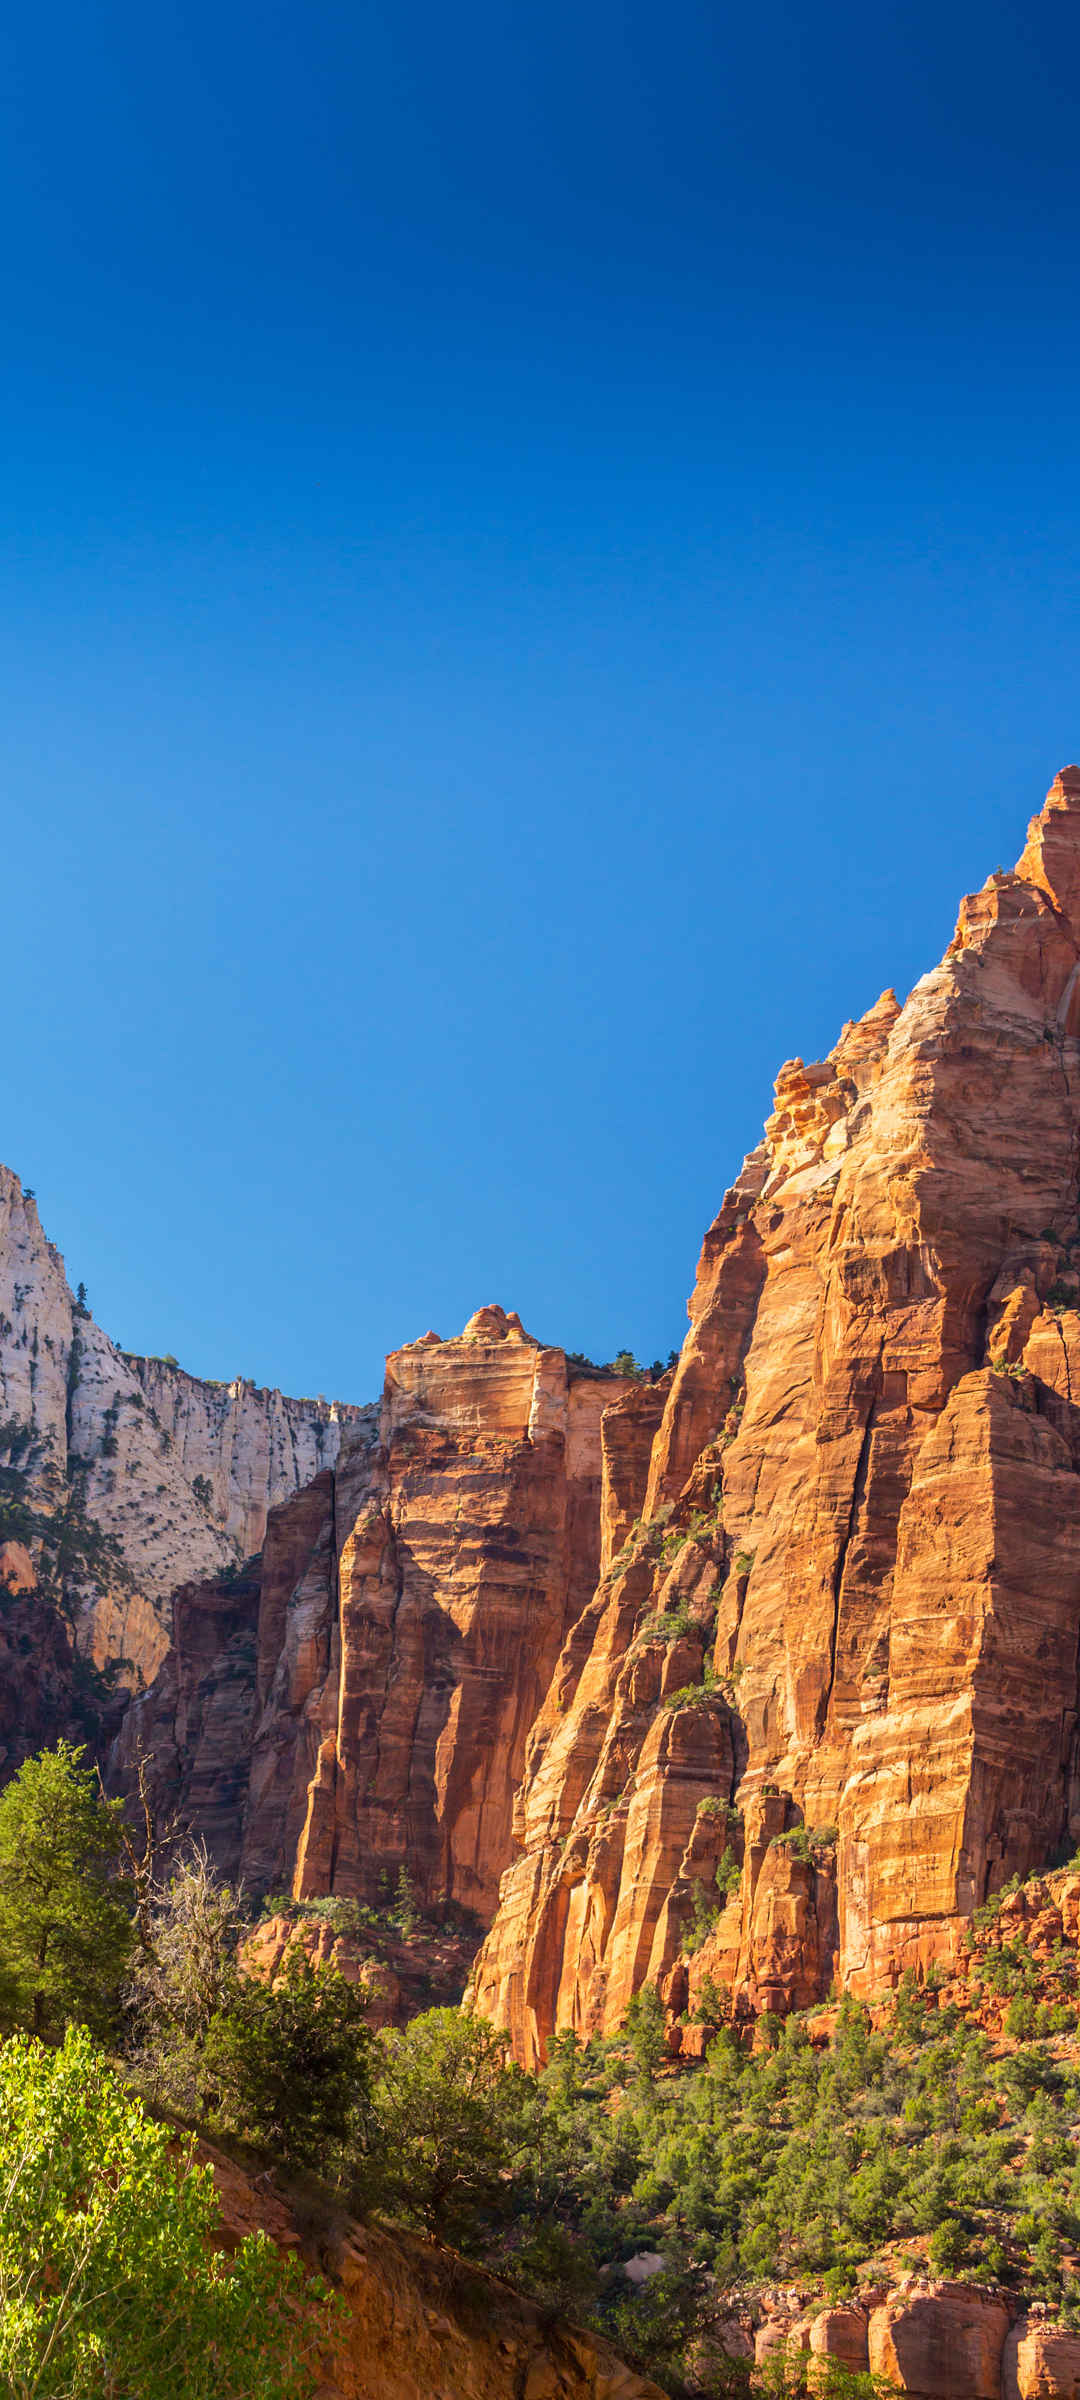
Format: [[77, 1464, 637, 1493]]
[[471, 768, 1080, 2061], [115, 1310, 632, 1919]]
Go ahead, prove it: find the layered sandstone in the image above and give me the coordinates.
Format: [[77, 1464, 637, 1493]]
[[116, 1311, 632, 1918], [0, 1166, 365, 1682], [473, 769, 1080, 2063], [744, 2285, 1080, 2400]]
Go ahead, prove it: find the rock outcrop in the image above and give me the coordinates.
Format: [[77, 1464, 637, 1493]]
[[116, 1311, 632, 1917], [868, 2286, 1011, 2399], [0, 1166, 366, 1682], [0, 1539, 124, 1776], [207, 2143, 666, 2400], [472, 769, 1080, 2062], [740, 2285, 1080, 2400]]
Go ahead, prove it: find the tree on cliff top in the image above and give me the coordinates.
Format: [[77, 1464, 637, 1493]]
[[0, 2023, 330, 2400], [0, 1740, 131, 2039]]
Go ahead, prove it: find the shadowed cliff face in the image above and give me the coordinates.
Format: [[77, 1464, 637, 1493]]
[[471, 769, 1080, 2063], [115, 1311, 632, 1919]]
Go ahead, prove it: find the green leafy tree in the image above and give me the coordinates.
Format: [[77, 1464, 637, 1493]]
[[0, 2023, 330, 2400], [206, 1948, 375, 2178], [0, 1742, 131, 2037], [372, 2007, 533, 2243]]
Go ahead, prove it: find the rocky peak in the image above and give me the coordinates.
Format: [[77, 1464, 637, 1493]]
[[459, 1303, 530, 1342], [1016, 761, 1080, 931], [471, 767, 1080, 2063], [115, 1320, 636, 1920]]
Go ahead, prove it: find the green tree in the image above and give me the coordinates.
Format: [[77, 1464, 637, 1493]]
[[206, 1948, 375, 2179], [624, 1982, 667, 2089], [0, 1742, 131, 2038], [372, 2007, 533, 2244], [0, 2023, 329, 2400], [389, 1863, 420, 1935]]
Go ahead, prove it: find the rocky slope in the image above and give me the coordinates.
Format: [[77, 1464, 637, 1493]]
[[114, 1310, 632, 1917], [208, 2144, 665, 2400], [0, 1166, 366, 1680], [209, 2132, 1080, 2400], [471, 767, 1080, 2063]]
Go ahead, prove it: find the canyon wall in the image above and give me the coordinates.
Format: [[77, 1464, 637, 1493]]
[[0, 1166, 366, 1681], [471, 768, 1080, 2061], [115, 1309, 632, 1919]]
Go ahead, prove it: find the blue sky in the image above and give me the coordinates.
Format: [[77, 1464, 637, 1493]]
[[3, 1, 1079, 1400]]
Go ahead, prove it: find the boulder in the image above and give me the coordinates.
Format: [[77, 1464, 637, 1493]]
[[868, 2284, 1009, 2398]]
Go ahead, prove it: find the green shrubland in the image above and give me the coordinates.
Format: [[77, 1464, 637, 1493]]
[[8, 1743, 1080, 2395]]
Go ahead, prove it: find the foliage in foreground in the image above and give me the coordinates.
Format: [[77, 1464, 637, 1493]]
[[0, 2024, 331, 2400], [129, 1845, 376, 2182], [10, 1744, 1080, 2396]]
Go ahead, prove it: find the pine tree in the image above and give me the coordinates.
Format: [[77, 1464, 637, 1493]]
[[0, 1742, 132, 2037]]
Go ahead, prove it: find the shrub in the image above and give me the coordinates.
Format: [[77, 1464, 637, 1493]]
[[371, 2009, 534, 2243], [206, 1949, 375, 2180], [928, 2216, 970, 2273]]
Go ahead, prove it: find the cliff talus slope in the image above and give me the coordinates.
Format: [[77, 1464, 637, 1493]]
[[116, 1311, 631, 1918], [209, 2145, 664, 2400], [473, 768, 1080, 2060]]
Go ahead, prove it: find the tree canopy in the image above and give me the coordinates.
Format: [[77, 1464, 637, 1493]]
[[0, 2023, 331, 2400]]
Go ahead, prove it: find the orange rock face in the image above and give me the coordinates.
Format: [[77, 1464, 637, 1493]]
[[1002, 2321, 1080, 2400], [868, 2285, 1010, 2398], [117, 1313, 631, 1920], [809, 2305, 870, 2368], [239, 1909, 477, 2027], [207, 2143, 665, 2400], [473, 770, 1080, 2061]]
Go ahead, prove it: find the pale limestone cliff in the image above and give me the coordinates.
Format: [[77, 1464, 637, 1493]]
[[0, 1166, 368, 1681]]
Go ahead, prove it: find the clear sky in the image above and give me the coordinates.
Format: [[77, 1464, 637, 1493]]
[[3, 1, 1079, 1401]]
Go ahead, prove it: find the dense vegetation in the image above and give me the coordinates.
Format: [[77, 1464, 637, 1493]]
[[6, 1742, 1080, 2395], [0, 2025, 326, 2400]]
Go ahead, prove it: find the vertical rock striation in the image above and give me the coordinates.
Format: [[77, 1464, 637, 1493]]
[[472, 769, 1080, 2061], [115, 1311, 632, 1918]]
